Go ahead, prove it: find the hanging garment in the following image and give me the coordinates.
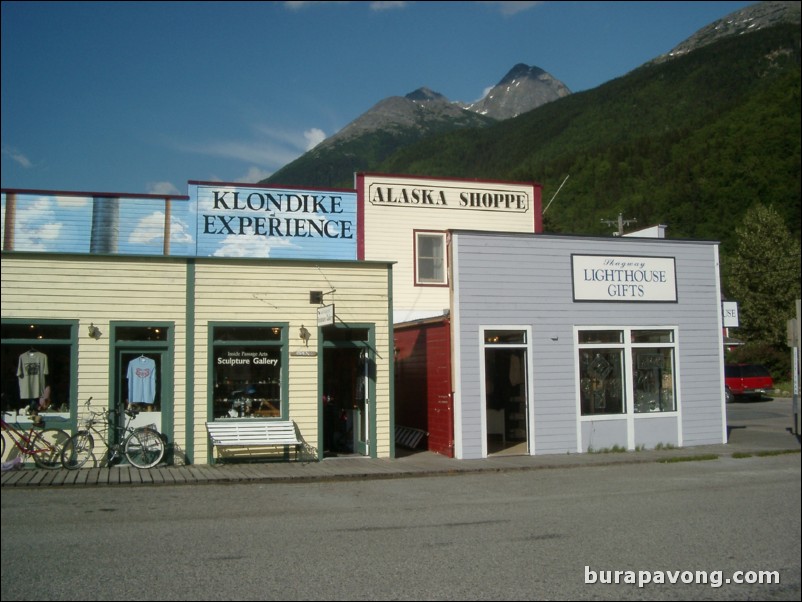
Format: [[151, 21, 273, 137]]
[[127, 356, 157, 404], [17, 350, 49, 399]]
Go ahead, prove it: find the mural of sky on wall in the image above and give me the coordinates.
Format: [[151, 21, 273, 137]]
[[1, 184, 357, 260]]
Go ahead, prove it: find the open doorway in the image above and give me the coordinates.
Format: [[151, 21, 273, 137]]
[[321, 330, 372, 457], [483, 330, 529, 456]]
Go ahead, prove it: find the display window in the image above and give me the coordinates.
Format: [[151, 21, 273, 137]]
[[211, 325, 286, 420], [1, 321, 77, 422], [577, 327, 677, 416]]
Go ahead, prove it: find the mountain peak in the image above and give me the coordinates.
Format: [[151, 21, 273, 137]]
[[497, 64, 548, 86], [461, 63, 571, 120], [652, 0, 801, 63], [405, 87, 448, 102]]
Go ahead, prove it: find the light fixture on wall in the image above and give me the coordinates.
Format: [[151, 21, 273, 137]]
[[87, 323, 103, 340], [299, 325, 311, 347]]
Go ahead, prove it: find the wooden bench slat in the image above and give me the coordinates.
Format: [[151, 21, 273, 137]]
[[205, 420, 302, 459]]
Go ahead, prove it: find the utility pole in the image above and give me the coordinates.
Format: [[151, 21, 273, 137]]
[[601, 212, 637, 236]]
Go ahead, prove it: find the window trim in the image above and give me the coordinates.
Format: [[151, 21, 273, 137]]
[[413, 230, 448, 287], [575, 326, 680, 422], [207, 321, 289, 422], [1, 318, 79, 427]]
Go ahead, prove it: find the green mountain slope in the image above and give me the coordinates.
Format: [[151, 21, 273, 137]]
[[378, 24, 800, 255]]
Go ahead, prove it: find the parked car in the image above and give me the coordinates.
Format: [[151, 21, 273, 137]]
[[724, 364, 774, 402]]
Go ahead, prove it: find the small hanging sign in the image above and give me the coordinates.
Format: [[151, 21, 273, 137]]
[[317, 304, 335, 327]]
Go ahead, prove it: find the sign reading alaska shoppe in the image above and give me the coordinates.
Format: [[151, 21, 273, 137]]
[[366, 179, 530, 212], [192, 183, 357, 259], [572, 255, 678, 302]]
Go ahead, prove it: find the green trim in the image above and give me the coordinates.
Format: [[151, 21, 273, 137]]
[[185, 260, 195, 463], [320, 323, 378, 459], [0, 318, 79, 430], [108, 321, 175, 447], [206, 321, 290, 464]]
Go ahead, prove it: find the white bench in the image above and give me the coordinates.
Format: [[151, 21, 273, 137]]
[[206, 420, 303, 461]]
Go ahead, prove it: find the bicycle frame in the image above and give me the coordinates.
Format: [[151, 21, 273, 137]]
[[1, 415, 68, 469], [64, 399, 164, 469]]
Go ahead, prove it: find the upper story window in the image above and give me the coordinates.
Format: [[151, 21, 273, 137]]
[[415, 231, 447, 286]]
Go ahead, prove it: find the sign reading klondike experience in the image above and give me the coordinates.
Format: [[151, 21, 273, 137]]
[[572, 255, 678, 302], [192, 183, 357, 259]]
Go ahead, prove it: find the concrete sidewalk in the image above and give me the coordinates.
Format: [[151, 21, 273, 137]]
[[3, 399, 799, 489]]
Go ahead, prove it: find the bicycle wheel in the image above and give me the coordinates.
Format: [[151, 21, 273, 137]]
[[61, 431, 95, 470], [30, 428, 70, 469], [124, 427, 165, 469]]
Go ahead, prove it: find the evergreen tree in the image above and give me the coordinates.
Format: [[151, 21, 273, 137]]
[[728, 204, 801, 347]]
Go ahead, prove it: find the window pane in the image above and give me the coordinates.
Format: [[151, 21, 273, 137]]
[[212, 345, 282, 419], [214, 326, 282, 342], [579, 349, 625, 415], [578, 330, 623, 344], [1, 343, 73, 418], [417, 233, 445, 284], [116, 326, 169, 342], [1, 323, 72, 340], [485, 331, 526, 345], [632, 348, 676, 412], [632, 330, 673, 344]]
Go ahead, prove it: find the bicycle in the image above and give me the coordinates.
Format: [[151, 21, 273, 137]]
[[61, 397, 165, 470], [1, 413, 70, 469]]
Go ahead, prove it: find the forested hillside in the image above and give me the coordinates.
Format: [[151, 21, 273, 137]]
[[378, 24, 800, 257]]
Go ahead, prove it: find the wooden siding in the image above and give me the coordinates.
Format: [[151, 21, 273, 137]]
[[361, 178, 538, 323], [192, 259, 392, 460], [452, 232, 724, 459], [1, 254, 189, 450], [2, 254, 393, 464], [394, 319, 453, 457]]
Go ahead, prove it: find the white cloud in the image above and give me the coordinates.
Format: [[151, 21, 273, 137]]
[[129, 210, 194, 245], [14, 197, 62, 251], [238, 166, 273, 184], [304, 128, 327, 150], [2, 145, 33, 168], [147, 181, 182, 195], [370, 1, 408, 11], [212, 233, 294, 258], [480, 1, 542, 16]]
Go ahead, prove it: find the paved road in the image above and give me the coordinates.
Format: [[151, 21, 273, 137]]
[[1, 451, 799, 601]]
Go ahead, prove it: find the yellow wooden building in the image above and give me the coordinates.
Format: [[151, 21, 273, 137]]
[[1, 185, 393, 465]]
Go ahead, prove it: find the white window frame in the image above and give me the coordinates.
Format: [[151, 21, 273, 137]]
[[575, 326, 680, 420], [414, 230, 448, 286]]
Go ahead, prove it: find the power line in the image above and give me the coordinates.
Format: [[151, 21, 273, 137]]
[[601, 212, 637, 236]]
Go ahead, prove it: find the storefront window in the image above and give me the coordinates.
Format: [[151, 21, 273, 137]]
[[632, 331, 676, 413], [578, 328, 677, 416], [578, 348, 625, 415], [211, 325, 285, 420], [1, 321, 76, 421]]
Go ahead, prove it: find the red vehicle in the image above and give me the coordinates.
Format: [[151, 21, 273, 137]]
[[724, 364, 774, 402]]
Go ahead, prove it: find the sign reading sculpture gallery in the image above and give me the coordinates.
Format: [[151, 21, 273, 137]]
[[572, 255, 677, 302]]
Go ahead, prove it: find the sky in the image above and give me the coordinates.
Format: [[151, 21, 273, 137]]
[[1, 0, 757, 196]]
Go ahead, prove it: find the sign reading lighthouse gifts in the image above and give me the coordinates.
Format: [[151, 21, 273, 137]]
[[192, 182, 357, 259], [572, 255, 677, 302]]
